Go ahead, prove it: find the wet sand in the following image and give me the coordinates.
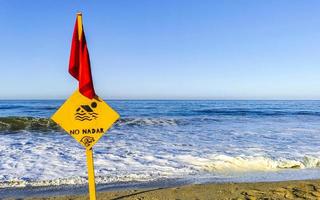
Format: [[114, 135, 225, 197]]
[[23, 179, 320, 200]]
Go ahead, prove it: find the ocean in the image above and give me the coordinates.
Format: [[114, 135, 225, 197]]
[[0, 100, 320, 190]]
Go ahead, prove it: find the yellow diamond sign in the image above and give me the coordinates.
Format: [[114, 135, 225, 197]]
[[51, 90, 120, 149]]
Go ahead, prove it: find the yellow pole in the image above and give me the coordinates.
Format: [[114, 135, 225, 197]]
[[86, 148, 97, 200], [77, 12, 83, 40]]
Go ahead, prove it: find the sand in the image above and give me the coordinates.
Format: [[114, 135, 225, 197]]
[[22, 179, 320, 200]]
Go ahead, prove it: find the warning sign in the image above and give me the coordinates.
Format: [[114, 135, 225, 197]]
[[51, 90, 120, 149]]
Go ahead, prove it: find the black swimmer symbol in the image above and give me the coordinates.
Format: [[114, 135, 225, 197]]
[[75, 102, 98, 121]]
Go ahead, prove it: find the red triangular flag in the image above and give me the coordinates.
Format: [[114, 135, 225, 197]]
[[69, 13, 96, 99]]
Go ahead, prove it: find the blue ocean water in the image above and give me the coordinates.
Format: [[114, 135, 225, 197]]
[[0, 100, 320, 188]]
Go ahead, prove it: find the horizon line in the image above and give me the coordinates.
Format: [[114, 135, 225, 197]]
[[1, 98, 320, 101]]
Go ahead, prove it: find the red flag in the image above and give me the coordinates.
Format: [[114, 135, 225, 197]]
[[69, 13, 96, 99]]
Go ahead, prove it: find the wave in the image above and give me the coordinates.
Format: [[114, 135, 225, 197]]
[[75, 112, 98, 116], [0, 105, 26, 110], [0, 174, 160, 189], [115, 118, 184, 127], [0, 117, 61, 132], [74, 112, 88, 116], [0, 117, 187, 132], [194, 109, 320, 117], [75, 116, 93, 121], [177, 155, 320, 172], [0, 105, 58, 110], [74, 112, 98, 121], [0, 154, 319, 189]]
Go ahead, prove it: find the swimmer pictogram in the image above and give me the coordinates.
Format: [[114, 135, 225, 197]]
[[75, 102, 98, 121]]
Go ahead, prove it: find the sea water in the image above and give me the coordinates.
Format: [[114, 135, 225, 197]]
[[0, 100, 320, 189]]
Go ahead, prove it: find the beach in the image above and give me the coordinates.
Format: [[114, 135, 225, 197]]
[[19, 179, 319, 200], [2, 1, 320, 199]]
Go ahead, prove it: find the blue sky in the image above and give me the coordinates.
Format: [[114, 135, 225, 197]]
[[1, 1, 320, 99]]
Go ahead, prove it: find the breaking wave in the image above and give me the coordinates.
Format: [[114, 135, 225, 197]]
[[0, 154, 319, 189], [0, 117, 187, 132], [116, 118, 184, 127], [0, 117, 61, 132], [0, 174, 161, 189], [177, 155, 320, 172]]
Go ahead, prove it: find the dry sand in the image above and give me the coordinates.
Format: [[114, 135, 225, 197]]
[[23, 179, 320, 200]]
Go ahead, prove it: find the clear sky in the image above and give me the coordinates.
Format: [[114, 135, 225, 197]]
[[1, 0, 320, 99]]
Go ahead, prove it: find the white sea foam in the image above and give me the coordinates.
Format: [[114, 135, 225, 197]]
[[1, 145, 319, 188], [117, 118, 181, 126], [177, 155, 320, 172], [0, 123, 320, 189], [0, 174, 161, 188]]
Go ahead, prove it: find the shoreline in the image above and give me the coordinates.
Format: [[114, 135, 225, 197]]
[[2, 179, 320, 200], [32, 179, 320, 200]]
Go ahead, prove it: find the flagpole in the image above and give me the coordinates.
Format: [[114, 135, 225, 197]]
[[77, 12, 83, 40], [86, 148, 97, 200]]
